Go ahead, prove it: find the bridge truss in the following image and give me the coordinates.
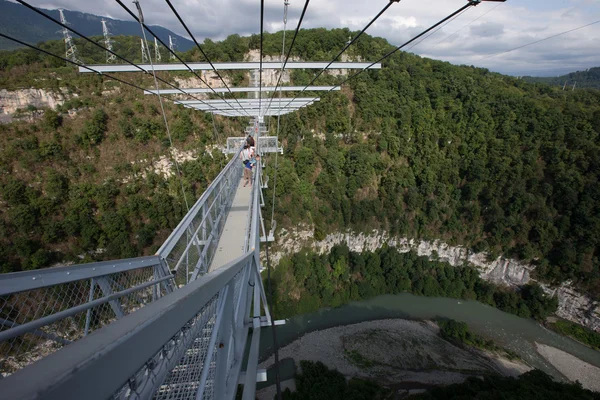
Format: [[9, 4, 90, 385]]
[[0, 137, 275, 399]]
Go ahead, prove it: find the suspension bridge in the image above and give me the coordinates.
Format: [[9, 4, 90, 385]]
[[0, 0, 506, 398]]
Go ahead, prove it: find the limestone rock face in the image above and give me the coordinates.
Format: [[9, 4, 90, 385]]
[[273, 227, 600, 332], [0, 88, 68, 122]]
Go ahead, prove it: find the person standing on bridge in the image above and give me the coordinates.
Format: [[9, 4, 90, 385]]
[[240, 144, 254, 187], [246, 134, 255, 148]]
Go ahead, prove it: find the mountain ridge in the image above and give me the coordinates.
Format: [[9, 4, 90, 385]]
[[523, 67, 600, 89], [0, 0, 194, 52]]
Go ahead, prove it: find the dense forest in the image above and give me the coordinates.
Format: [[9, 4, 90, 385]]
[[269, 245, 558, 322], [524, 67, 600, 90], [1, 28, 600, 300], [413, 370, 600, 400], [0, 55, 247, 272], [282, 361, 599, 400]]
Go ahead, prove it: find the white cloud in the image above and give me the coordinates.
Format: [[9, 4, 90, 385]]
[[9, 0, 600, 76]]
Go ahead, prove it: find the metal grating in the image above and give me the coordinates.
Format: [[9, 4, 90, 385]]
[[152, 295, 218, 400], [0, 265, 167, 376]]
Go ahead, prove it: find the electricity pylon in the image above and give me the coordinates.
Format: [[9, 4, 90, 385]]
[[59, 9, 80, 64], [101, 19, 116, 63]]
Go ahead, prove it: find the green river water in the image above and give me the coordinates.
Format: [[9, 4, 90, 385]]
[[259, 293, 600, 383]]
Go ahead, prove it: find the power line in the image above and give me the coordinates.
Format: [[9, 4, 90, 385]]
[[17, 0, 231, 115], [276, 0, 399, 112], [114, 1, 207, 82], [164, 0, 252, 117], [325, 0, 483, 96], [0, 33, 147, 91], [114, 0, 248, 117], [478, 19, 600, 61], [404, 6, 471, 53], [0, 33, 235, 123], [424, 3, 502, 53], [17, 0, 141, 70]]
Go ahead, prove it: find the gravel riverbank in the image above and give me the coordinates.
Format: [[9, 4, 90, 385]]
[[257, 318, 530, 399], [536, 343, 600, 392]]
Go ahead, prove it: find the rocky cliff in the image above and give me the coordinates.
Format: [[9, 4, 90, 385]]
[[0, 88, 70, 122], [272, 227, 600, 332]]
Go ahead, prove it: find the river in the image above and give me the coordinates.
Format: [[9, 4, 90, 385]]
[[259, 293, 600, 381]]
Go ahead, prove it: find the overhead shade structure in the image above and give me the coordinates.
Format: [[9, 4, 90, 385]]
[[186, 106, 309, 113], [187, 106, 311, 112], [177, 97, 318, 105], [181, 98, 318, 112], [79, 62, 382, 73], [212, 110, 298, 117], [143, 86, 340, 95], [185, 106, 313, 113]]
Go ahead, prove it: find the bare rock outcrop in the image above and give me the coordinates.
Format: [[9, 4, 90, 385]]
[[272, 227, 600, 332], [0, 88, 71, 122]]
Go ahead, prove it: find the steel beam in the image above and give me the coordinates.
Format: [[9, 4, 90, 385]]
[[187, 103, 310, 109], [186, 105, 310, 112], [178, 97, 318, 105], [144, 86, 339, 95], [213, 111, 296, 117], [216, 114, 293, 118], [79, 61, 382, 73], [0, 255, 161, 296], [0, 253, 251, 400]]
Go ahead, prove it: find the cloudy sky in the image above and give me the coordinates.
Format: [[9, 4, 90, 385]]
[[17, 0, 600, 76]]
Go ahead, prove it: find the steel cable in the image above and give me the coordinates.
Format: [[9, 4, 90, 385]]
[[16, 0, 232, 115], [477, 19, 600, 61], [164, 0, 252, 117], [134, 0, 190, 211], [263, 0, 311, 117], [275, 0, 400, 112], [115, 0, 250, 120], [324, 0, 480, 96]]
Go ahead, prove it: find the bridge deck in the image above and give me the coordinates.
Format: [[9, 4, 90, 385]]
[[209, 178, 252, 272]]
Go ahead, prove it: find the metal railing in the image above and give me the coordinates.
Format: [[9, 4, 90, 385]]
[[0, 148, 272, 400], [158, 147, 243, 286], [0, 147, 247, 378], [224, 136, 282, 154], [0, 256, 173, 376]]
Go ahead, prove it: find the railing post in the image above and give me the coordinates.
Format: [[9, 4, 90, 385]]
[[213, 279, 235, 399], [201, 203, 208, 269], [159, 257, 174, 294], [95, 276, 125, 319], [84, 278, 95, 336], [196, 285, 228, 399]]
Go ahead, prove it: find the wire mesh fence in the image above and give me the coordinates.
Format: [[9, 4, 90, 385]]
[[224, 136, 282, 154], [111, 293, 220, 400], [161, 156, 242, 287], [0, 263, 170, 376], [0, 152, 268, 400], [111, 258, 252, 400]]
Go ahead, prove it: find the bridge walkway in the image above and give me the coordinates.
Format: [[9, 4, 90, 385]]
[[209, 179, 252, 273]]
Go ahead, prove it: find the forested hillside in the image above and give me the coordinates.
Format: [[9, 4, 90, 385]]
[[270, 245, 558, 321], [523, 67, 600, 90], [0, 51, 247, 272], [1, 28, 600, 300], [284, 361, 599, 400]]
